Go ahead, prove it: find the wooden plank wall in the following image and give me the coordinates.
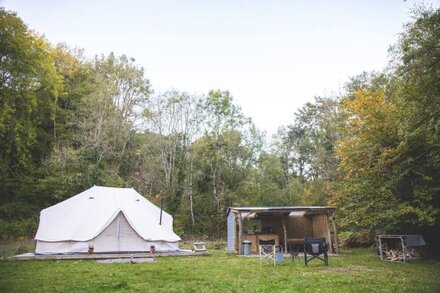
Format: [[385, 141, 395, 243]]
[[286, 216, 313, 238], [286, 214, 329, 239], [311, 214, 329, 239]]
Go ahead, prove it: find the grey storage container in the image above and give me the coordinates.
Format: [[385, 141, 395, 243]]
[[242, 240, 252, 255]]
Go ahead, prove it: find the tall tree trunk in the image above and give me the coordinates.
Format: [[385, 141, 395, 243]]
[[212, 165, 222, 237], [189, 155, 195, 228]]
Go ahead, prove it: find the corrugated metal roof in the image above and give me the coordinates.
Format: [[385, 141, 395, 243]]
[[377, 235, 426, 247], [227, 206, 336, 216]]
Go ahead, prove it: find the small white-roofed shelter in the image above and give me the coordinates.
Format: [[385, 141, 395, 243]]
[[35, 186, 181, 254]]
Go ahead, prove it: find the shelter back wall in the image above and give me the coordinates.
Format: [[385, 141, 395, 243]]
[[312, 214, 329, 239], [287, 216, 313, 238]]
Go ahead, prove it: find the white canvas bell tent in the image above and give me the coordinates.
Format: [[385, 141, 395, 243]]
[[35, 186, 181, 254]]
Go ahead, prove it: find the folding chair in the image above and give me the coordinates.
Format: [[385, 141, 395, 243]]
[[304, 237, 328, 266], [259, 239, 276, 266]]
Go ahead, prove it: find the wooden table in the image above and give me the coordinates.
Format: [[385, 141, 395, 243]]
[[242, 234, 280, 253], [287, 238, 305, 244], [287, 238, 305, 252]]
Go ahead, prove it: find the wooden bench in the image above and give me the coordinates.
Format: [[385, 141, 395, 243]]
[[193, 242, 207, 252]]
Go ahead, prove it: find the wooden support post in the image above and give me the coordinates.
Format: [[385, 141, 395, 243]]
[[331, 216, 339, 254], [282, 217, 288, 253], [326, 215, 333, 254], [159, 197, 164, 225], [378, 236, 383, 260], [401, 237, 406, 262], [237, 213, 243, 255]]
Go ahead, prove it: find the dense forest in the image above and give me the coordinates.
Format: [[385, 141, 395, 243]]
[[0, 7, 439, 252]]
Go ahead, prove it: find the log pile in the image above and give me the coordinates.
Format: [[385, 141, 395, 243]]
[[382, 247, 417, 262], [377, 235, 425, 263]]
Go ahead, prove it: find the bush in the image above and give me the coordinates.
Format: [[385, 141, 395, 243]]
[[0, 218, 38, 240], [339, 231, 373, 248]]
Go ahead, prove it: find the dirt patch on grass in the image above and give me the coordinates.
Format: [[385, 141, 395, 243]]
[[299, 266, 372, 277], [320, 266, 372, 274]]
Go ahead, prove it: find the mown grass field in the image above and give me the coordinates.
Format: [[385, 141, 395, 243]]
[[0, 243, 439, 292]]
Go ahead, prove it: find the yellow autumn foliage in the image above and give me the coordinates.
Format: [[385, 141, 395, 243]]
[[336, 89, 403, 178]]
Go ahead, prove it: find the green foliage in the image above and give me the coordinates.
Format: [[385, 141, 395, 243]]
[[0, 8, 62, 204], [0, 218, 37, 240], [270, 96, 344, 207], [332, 7, 440, 249], [36, 51, 151, 204], [338, 231, 372, 248]]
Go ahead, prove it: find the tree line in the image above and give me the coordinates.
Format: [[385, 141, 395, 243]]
[[0, 6, 439, 251]]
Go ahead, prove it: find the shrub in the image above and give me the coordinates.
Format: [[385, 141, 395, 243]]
[[0, 218, 38, 240], [339, 231, 373, 248]]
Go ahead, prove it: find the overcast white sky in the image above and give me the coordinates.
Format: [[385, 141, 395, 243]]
[[2, 0, 439, 135]]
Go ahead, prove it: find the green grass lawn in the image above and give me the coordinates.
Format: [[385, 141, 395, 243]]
[[0, 246, 439, 292]]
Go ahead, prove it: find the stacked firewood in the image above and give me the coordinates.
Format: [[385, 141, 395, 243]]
[[383, 248, 417, 262]]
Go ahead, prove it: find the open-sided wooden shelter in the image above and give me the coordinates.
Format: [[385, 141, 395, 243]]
[[227, 206, 338, 255]]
